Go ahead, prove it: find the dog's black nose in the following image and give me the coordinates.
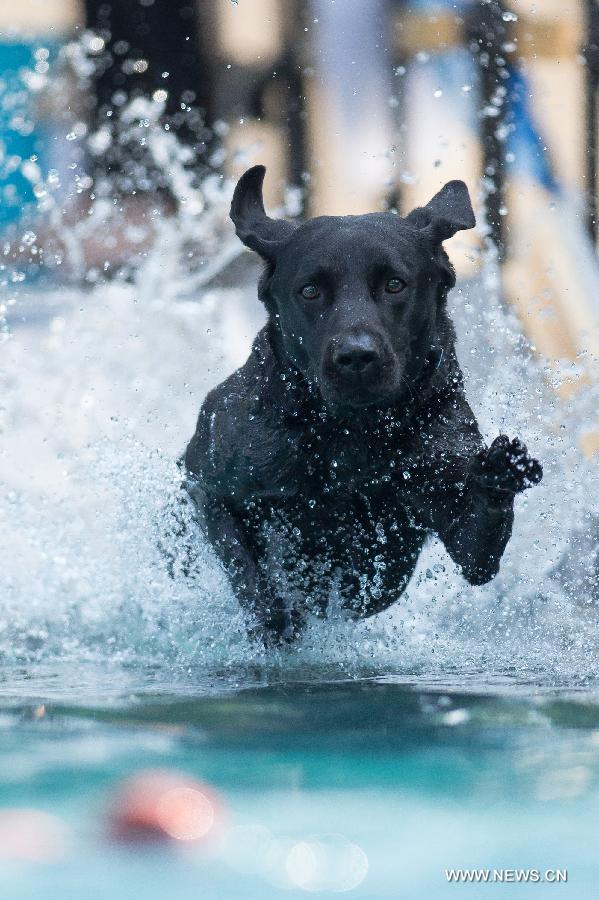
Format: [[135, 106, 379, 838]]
[[333, 334, 380, 375]]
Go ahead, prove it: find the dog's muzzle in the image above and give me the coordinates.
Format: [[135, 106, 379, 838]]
[[322, 332, 394, 404], [331, 333, 381, 377]]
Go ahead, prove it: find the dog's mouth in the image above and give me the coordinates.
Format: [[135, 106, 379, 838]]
[[317, 365, 406, 410]]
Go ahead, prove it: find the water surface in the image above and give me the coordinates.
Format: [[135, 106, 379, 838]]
[[0, 667, 598, 898]]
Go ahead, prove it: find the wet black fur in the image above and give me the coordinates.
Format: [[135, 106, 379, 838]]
[[183, 166, 542, 644]]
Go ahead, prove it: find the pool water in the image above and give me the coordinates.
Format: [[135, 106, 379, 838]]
[[1, 669, 598, 898]]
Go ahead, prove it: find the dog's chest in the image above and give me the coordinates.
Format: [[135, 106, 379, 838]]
[[238, 395, 424, 501], [278, 418, 411, 497]]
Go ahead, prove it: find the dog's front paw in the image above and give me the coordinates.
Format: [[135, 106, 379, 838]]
[[470, 435, 543, 495], [249, 596, 304, 648]]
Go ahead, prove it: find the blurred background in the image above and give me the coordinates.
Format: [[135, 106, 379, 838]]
[[2, 0, 599, 416]]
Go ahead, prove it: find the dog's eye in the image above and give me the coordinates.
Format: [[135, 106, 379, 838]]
[[385, 277, 406, 294], [300, 284, 320, 300]]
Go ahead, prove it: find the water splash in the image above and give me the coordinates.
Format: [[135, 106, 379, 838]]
[[1, 49, 598, 688]]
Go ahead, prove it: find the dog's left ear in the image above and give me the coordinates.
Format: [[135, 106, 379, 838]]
[[230, 165, 296, 260], [406, 180, 475, 244]]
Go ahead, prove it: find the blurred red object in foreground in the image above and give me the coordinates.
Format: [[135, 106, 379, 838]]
[[0, 809, 70, 863], [109, 769, 223, 845]]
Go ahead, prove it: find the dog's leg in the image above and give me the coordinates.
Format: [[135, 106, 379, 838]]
[[431, 436, 542, 585], [195, 492, 303, 646], [291, 496, 427, 619]]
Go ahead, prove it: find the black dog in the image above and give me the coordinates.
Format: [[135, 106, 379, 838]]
[[183, 165, 542, 644]]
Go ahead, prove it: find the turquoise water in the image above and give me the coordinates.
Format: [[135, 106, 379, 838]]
[[1, 669, 599, 898]]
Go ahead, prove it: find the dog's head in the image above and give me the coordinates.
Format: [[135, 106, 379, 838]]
[[230, 165, 475, 411]]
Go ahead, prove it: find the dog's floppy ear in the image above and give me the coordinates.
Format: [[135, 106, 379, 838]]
[[230, 165, 296, 260], [406, 180, 475, 244]]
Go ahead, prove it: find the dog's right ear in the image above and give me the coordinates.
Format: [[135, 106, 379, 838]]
[[230, 165, 296, 260], [406, 180, 475, 245]]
